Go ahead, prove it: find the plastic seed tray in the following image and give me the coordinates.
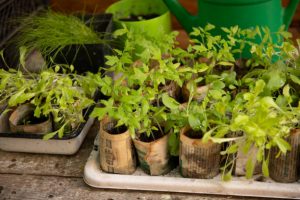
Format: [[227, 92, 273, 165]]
[[84, 134, 300, 199], [0, 118, 95, 155]]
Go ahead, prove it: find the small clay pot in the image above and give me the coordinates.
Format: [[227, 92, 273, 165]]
[[133, 132, 175, 176], [179, 126, 221, 179], [99, 117, 137, 174], [9, 104, 52, 134], [269, 129, 300, 183]]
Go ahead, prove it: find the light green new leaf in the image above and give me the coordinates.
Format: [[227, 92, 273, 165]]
[[245, 158, 255, 179], [162, 93, 179, 110], [262, 159, 269, 177], [8, 90, 35, 106], [274, 137, 291, 154], [188, 114, 201, 131], [290, 74, 300, 85], [90, 107, 108, 120]]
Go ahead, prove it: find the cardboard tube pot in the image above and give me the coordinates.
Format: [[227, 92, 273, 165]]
[[269, 129, 300, 183], [180, 126, 221, 178], [9, 104, 52, 134], [133, 132, 175, 176], [0, 103, 11, 132], [99, 117, 136, 174]]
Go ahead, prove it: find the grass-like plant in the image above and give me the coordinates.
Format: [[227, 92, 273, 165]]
[[16, 10, 109, 57]]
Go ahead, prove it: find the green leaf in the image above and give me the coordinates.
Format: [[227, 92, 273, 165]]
[[113, 28, 128, 38], [188, 114, 201, 131], [260, 97, 280, 110], [43, 131, 57, 140], [290, 74, 300, 85], [90, 107, 108, 120], [211, 80, 225, 90], [254, 80, 266, 95], [141, 99, 149, 116], [8, 90, 35, 106], [262, 159, 269, 177], [222, 171, 232, 182], [162, 93, 179, 110], [204, 23, 215, 31], [168, 131, 179, 156], [274, 137, 291, 154], [227, 143, 239, 154], [54, 65, 60, 72], [266, 71, 285, 91], [217, 61, 234, 66], [245, 158, 255, 179]]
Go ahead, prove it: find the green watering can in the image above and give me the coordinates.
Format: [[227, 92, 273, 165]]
[[163, 0, 299, 33]]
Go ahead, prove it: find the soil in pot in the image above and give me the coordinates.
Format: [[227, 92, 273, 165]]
[[269, 129, 300, 183], [180, 126, 221, 179], [99, 117, 137, 174], [133, 130, 177, 176], [9, 104, 52, 134], [119, 14, 160, 21]]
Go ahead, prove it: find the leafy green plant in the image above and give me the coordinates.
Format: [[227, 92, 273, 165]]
[[0, 63, 97, 139], [90, 28, 180, 138]]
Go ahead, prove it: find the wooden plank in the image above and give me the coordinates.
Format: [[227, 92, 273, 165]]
[[0, 121, 99, 177], [0, 174, 269, 200]]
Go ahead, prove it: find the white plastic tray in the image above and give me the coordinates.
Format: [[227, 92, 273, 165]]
[[0, 118, 94, 155], [84, 134, 300, 199]]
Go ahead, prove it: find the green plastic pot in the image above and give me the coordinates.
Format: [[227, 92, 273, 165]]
[[163, 0, 299, 33], [106, 0, 171, 39]]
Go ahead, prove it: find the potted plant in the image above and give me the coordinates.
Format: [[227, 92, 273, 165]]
[[15, 10, 113, 74], [0, 54, 98, 154], [91, 28, 183, 175]]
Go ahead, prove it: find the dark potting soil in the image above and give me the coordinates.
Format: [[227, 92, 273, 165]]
[[105, 124, 128, 135], [119, 14, 160, 21], [20, 113, 48, 125], [139, 130, 164, 143], [185, 130, 203, 139]]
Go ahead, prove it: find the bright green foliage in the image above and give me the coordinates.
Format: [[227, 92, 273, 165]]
[[0, 65, 96, 139]]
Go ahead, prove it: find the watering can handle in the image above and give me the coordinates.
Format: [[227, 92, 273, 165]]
[[283, 0, 300, 29], [163, 0, 197, 33]]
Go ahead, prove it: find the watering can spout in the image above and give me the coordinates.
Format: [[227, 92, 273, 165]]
[[283, 0, 300, 29], [163, 0, 197, 33]]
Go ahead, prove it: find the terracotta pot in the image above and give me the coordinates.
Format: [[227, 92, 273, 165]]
[[269, 129, 300, 183], [99, 117, 137, 174], [133, 132, 176, 176], [179, 126, 221, 178], [9, 104, 52, 134]]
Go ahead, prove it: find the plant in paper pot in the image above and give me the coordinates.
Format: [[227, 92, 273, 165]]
[[236, 38, 300, 183], [202, 27, 300, 181], [91, 28, 181, 175]]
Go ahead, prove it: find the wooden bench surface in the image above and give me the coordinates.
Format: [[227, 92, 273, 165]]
[[0, 119, 274, 200]]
